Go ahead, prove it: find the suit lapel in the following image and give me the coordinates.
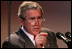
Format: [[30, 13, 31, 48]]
[[44, 37, 51, 48], [17, 28, 36, 48]]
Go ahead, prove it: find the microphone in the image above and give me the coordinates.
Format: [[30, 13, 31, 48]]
[[65, 31, 71, 39], [56, 32, 68, 43], [56, 32, 71, 48]]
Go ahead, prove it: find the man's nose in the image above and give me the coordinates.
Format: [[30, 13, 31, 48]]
[[35, 19, 39, 25]]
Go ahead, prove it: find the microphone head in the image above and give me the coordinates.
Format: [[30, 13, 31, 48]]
[[56, 32, 64, 39], [65, 31, 71, 39]]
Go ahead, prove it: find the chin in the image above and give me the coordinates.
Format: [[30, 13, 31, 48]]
[[33, 31, 40, 35]]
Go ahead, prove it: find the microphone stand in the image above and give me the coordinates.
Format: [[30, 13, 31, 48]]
[[63, 39, 71, 48], [8, 1, 11, 47], [66, 39, 71, 48]]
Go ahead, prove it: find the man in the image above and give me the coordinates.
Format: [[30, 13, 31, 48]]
[[2, 1, 58, 48]]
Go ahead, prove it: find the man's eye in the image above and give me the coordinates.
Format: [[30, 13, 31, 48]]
[[30, 17, 35, 20], [38, 17, 43, 19]]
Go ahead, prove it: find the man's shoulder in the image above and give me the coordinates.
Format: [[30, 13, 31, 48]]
[[41, 28, 54, 33], [2, 32, 19, 48], [41, 28, 53, 32], [41, 28, 55, 36], [10, 32, 19, 40], [3, 32, 19, 43]]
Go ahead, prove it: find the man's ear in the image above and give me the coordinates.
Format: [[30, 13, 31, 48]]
[[18, 18, 24, 26]]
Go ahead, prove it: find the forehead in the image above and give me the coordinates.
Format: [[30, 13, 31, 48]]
[[25, 9, 42, 18]]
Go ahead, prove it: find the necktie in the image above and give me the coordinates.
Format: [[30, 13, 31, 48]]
[[34, 35, 36, 40], [33, 35, 36, 46]]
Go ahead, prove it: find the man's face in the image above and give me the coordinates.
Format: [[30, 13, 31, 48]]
[[23, 9, 43, 35]]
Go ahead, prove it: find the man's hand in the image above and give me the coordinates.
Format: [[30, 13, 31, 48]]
[[35, 33, 48, 48]]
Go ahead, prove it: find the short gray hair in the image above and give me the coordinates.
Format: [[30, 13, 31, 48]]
[[18, 1, 43, 19]]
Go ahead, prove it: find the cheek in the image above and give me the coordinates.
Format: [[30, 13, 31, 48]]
[[38, 23, 42, 29], [23, 22, 32, 32]]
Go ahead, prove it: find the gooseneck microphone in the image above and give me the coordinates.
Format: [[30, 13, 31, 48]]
[[56, 32, 71, 48], [65, 32, 71, 39], [56, 32, 68, 43]]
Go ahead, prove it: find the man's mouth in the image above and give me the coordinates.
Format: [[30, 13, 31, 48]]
[[34, 27, 39, 30]]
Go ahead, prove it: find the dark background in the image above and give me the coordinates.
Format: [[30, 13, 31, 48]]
[[1, 1, 71, 48]]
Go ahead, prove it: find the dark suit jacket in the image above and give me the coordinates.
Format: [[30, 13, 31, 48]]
[[2, 27, 58, 48]]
